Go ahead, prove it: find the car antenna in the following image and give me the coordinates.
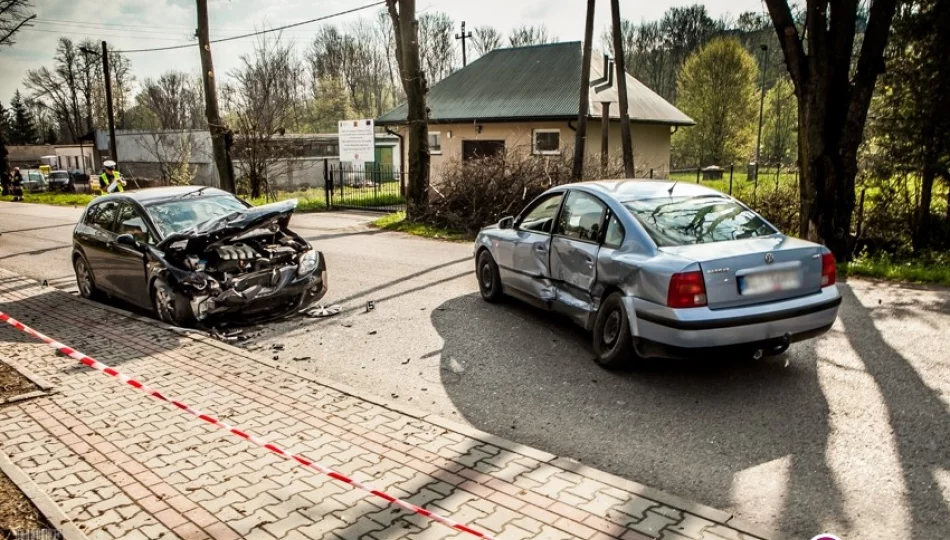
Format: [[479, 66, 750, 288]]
[[667, 180, 678, 196]]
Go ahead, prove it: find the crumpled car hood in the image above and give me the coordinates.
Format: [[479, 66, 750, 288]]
[[158, 199, 298, 251]]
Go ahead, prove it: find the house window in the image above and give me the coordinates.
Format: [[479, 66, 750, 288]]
[[428, 132, 442, 154], [533, 129, 560, 155]]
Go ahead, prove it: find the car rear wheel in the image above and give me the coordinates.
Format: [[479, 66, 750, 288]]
[[151, 277, 195, 327], [477, 250, 503, 303], [592, 292, 634, 369], [73, 255, 103, 300]]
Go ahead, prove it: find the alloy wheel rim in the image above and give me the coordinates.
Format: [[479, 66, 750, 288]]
[[76, 260, 91, 296], [155, 287, 173, 320]]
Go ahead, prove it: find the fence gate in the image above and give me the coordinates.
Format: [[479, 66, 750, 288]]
[[323, 160, 406, 213]]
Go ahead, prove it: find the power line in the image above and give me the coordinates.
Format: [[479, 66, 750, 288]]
[[115, 1, 385, 54], [20, 27, 189, 42]]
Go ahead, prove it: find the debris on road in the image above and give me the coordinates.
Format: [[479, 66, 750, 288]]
[[293, 356, 311, 361], [303, 304, 343, 318]]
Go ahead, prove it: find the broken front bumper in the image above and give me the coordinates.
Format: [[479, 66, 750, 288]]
[[190, 258, 328, 322]]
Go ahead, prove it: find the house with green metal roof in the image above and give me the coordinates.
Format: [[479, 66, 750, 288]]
[[376, 41, 693, 178]]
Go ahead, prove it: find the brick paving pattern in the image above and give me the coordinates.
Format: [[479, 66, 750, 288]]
[[0, 271, 765, 540]]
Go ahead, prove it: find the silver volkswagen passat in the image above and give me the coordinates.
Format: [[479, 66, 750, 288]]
[[474, 180, 841, 368]]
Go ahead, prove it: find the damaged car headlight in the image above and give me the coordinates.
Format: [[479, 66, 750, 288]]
[[297, 250, 319, 276]]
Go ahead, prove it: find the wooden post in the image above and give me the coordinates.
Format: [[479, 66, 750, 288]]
[[729, 164, 734, 195], [196, 0, 235, 193], [600, 102, 610, 171], [571, 0, 596, 181], [101, 41, 117, 162], [610, 0, 634, 178]]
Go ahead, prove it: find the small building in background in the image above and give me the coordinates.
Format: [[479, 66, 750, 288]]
[[377, 42, 694, 180], [93, 129, 400, 191]]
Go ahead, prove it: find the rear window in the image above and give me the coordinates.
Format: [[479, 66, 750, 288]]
[[623, 196, 777, 246]]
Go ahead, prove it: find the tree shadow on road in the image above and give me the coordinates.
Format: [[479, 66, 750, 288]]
[[836, 283, 950, 540], [430, 291, 846, 539]]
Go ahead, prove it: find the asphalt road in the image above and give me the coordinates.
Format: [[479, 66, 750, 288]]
[[1, 200, 949, 540]]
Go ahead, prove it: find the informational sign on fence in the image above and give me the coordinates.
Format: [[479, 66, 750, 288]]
[[338, 119, 375, 163]]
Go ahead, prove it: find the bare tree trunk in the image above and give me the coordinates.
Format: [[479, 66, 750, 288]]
[[196, 0, 235, 193], [572, 0, 596, 181], [387, 0, 429, 218], [610, 0, 634, 177], [765, 0, 899, 260], [914, 157, 935, 251]]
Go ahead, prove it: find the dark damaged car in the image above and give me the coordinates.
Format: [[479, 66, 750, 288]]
[[71, 186, 327, 327]]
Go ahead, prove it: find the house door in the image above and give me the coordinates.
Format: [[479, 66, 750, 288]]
[[462, 140, 505, 161]]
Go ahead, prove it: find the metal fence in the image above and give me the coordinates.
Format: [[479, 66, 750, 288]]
[[325, 162, 406, 213]]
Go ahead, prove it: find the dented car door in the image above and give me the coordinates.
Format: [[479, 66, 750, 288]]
[[549, 191, 607, 323], [508, 193, 563, 302]]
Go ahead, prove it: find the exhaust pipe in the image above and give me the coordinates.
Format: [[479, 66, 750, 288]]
[[752, 349, 765, 360]]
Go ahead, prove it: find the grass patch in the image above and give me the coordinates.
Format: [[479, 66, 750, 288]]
[[842, 253, 950, 287], [247, 185, 405, 212], [1, 192, 96, 206], [371, 212, 470, 242]]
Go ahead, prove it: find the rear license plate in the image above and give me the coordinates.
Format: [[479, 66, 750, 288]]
[[738, 269, 802, 296]]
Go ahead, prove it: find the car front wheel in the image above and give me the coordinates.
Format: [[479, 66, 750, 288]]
[[151, 277, 195, 327], [73, 255, 103, 300], [592, 292, 635, 369], [476, 250, 503, 302]]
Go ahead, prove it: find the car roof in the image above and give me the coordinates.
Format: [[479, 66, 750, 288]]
[[572, 179, 724, 201], [94, 186, 231, 205]]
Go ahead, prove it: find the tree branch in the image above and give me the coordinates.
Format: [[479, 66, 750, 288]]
[[844, 0, 900, 150], [763, 0, 807, 89], [0, 12, 34, 46]]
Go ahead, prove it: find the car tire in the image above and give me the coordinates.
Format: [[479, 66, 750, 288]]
[[151, 277, 195, 327], [73, 254, 103, 301], [592, 292, 634, 369], [476, 250, 503, 303]]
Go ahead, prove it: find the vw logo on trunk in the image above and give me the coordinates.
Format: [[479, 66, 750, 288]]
[[764, 252, 775, 264]]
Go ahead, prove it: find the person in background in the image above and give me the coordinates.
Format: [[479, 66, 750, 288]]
[[99, 160, 126, 193], [1, 168, 9, 197], [11, 167, 24, 201]]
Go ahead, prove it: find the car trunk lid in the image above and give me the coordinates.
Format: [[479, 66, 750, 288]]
[[661, 236, 823, 309]]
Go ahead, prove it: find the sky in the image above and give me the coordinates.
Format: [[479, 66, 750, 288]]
[[0, 0, 768, 106]]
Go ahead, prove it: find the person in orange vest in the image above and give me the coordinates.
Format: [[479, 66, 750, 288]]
[[99, 161, 126, 193]]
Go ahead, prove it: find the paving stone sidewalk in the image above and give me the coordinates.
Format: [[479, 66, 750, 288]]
[[0, 271, 769, 540]]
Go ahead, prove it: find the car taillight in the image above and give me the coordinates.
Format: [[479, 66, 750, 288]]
[[668, 271, 707, 308], [821, 252, 836, 287]]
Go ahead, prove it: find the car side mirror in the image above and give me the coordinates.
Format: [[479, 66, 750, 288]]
[[498, 216, 514, 230], [116, 233, 141, 250]]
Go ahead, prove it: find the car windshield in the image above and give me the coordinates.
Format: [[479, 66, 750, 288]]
[[147, 195, 247, 238], [50, 172, 69, 180], [623, 195, 777, 246]]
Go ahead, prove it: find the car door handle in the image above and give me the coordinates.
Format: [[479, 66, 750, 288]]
[[535, 245, 548, 253]]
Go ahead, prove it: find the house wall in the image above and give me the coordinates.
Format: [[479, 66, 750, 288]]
[[394, 120, 673, 182], [53, 145, 96, 174]]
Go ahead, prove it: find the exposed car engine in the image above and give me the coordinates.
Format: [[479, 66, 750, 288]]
[[154, 202, 326, 324]]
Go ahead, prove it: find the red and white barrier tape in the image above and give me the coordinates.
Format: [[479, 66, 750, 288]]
[[0, 310, 498, 540]]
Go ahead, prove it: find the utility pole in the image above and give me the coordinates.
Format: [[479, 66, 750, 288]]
[[601, 101, 610, 170], [196, 0, 235, 193], [572, 0, 596, 181], [610, 0, 634, 178], [101, 41, 117, 163], [754, 43, 768, 184], [454, 21, 472, 67]]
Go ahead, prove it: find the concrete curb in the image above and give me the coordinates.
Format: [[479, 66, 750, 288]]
[[1, 268, 783, 540], [0, 352, 55, 405], [0, 451, 90, 540]]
